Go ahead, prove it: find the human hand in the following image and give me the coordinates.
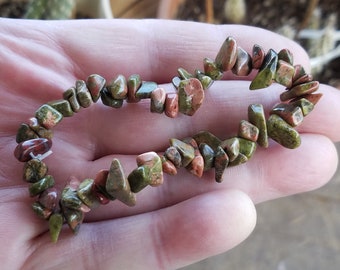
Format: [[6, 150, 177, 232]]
[[0, 19, 339, 269]]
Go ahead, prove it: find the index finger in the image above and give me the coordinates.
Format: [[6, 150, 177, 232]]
[[56, 19, 311, 81], [2, 19, 310, 82]]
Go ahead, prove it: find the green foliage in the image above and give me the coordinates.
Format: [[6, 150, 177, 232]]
[[24, 0, 76, 19]]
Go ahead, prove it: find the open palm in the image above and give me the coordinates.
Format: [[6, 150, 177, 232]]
[[0, 19, 339, 270]]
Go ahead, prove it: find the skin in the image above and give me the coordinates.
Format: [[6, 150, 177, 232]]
[[0, 18, 339, 270]]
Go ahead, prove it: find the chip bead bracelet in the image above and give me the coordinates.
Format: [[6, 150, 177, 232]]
[[13, 36, 322, 243]]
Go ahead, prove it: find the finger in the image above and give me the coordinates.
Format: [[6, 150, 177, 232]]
[[50, 134, 336, 222], [54, 20, 311, 81], [296, 83, 340, 142], [24, 189, 256, 270], [243, 134, 338, 203], [1, 19, 310, 84]]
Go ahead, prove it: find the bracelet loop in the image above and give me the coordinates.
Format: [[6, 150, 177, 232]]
[[13, 36, 321, 242]]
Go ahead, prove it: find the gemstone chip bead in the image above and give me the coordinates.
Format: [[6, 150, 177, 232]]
[[267, 114, 301, 149], [35, 104, 63, 129], [14, 138, 52, 162]]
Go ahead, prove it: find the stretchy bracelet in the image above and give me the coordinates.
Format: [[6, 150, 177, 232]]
[[14, 36, 322, 242]]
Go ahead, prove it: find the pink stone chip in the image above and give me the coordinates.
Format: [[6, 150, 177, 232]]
[[187, 155, 204, 178], [161, 157, 177, 175], [270, 103, 304, 127], [178, 78, 205, 116], [165, 93, 179, 118], [136, 151, 159, 166], [280, 81, 319, 101], [275, 60, 294, 87], [292, 74, 313, 87], [35, 104, 63, 129], [215, 36, 238, 71], [238, 120, 259, 142], [183, 137, 204, 178], [252, 44, 265, 69], [232, 47, 252, 76], [151, 87, 166, 113], [94, 169, 108, 186], [86, 74, 106, 102]]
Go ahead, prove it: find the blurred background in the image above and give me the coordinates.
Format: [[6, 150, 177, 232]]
[[1, 1, 339, 269]]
